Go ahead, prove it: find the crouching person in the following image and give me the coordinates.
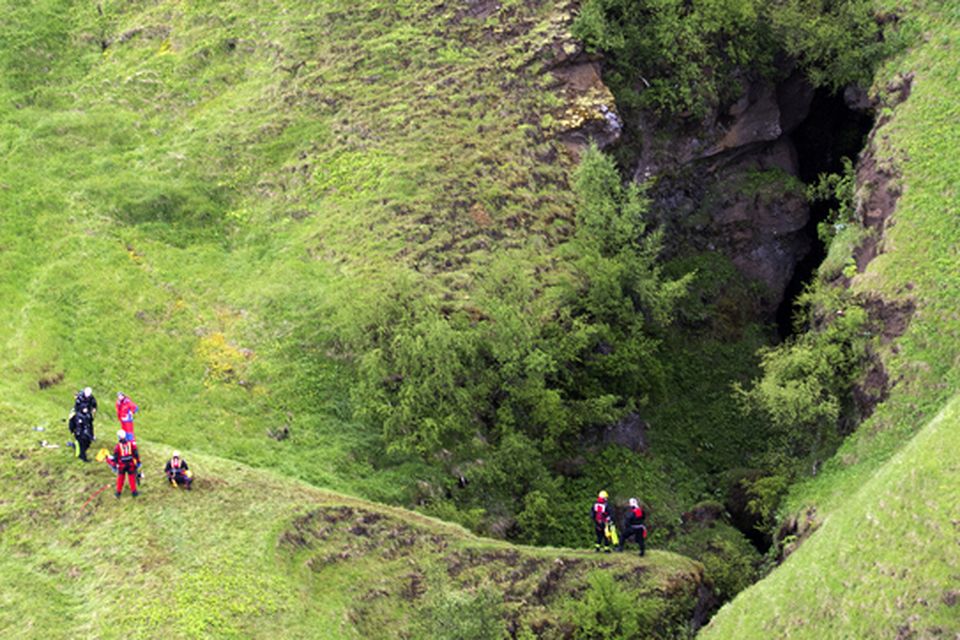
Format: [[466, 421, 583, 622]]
[[165, 451, 192, 490]]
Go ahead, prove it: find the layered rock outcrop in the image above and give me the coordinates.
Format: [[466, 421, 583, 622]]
[[627, 73, 818, 315]]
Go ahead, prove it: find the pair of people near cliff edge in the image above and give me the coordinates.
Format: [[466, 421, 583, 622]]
[[592, 490, 647, 556]]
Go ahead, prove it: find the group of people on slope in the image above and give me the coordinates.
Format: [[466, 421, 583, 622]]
[[67, 387, 193, 497], [591, 490, 648, 556]]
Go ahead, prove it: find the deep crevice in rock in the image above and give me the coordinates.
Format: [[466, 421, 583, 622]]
[[775, 89, 874, 337]]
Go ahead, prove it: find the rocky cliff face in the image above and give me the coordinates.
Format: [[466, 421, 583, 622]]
[[624, 72, 819, 317]]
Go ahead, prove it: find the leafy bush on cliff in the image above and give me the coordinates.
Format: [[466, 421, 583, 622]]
[[570, 571, 664, 640], [738, 286, 868, 464], [574, 0, 903, 118]]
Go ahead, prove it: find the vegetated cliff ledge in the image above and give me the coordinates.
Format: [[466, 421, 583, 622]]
[[771, 70, 919, 560], [0, 415, 713, 639], [281, 503, 716, 637]]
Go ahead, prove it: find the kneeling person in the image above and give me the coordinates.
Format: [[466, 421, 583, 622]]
[[165, 451, 192, 490]]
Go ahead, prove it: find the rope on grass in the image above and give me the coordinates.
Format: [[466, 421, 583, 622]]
[[79, 483, 112, 514]]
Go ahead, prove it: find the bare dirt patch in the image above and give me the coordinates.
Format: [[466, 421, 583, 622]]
[[37, 371, 64, 390]]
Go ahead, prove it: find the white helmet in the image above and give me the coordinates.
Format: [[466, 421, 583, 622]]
[[172, 450, 181, 459], [628, 498, 639, 508], [83, 387, 93, 397], [117, 430, 126, 440]]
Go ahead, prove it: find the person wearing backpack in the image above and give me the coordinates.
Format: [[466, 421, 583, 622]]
[[68, 406, 95, 462], [591, 490, 613, 553], [113, 430, 141, 498], [619, 497, 647, 556], [73, 387, 98, 421]]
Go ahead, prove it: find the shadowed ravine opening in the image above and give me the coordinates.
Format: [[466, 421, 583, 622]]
[[776, 89, 874, 337]]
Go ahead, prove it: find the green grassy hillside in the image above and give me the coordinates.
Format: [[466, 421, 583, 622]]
[[0, 1, 719, 636], [702, 1, 960, 636], [0, 0, 750, 562], [784, 0, 960, 518], [0, 0, 583, 504], [2, 0, 958, 637]]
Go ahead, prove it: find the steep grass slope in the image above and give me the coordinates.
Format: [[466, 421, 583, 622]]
[[0, 0, 583, 500], [703, 1, 960, 636], [702, 395, 960, 638], [784, 0, 960, 517]]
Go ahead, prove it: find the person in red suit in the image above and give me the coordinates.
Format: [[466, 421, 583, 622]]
[[115, 392, 139, 442], [591, 490, 613, 552], [113, 429, 141, 498]]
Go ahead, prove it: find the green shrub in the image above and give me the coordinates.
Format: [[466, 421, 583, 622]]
[[664, 522, 761, 602], [561, 145, 691, 404], [418, 586, 507, 640], [770, 0, 907, 91], [819, 224, 871, 281], [808, 157, 858, 245], [736, 285, 869, 469], [348, 147, 689, 535], [573, 0, 905, 119], [573, 0, 773, 117], [570, 571, 665, 640]]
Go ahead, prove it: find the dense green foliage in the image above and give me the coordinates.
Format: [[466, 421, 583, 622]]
[[664, 521, 761, 602], [348, 146, 690, 545], [573, 0, 904, 117], [570, 572, 663, 640], [738, 287, 868, 466], [808, 157, 858, 246]]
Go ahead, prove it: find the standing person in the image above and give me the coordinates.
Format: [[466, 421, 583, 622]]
[[591, 490, 613, 553], [619, 497, 647, 556], [115, 392, 138, 442], [68, 407, 94, 462], [113, 429, 140, 498], [164, 451, 193, 490], [74, 387, 98, 422]]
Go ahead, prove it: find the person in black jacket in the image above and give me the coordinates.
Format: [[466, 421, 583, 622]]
[[73, 387, 98, 420], [68, 407, 94, 462], [619, 497, 647, 556]]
